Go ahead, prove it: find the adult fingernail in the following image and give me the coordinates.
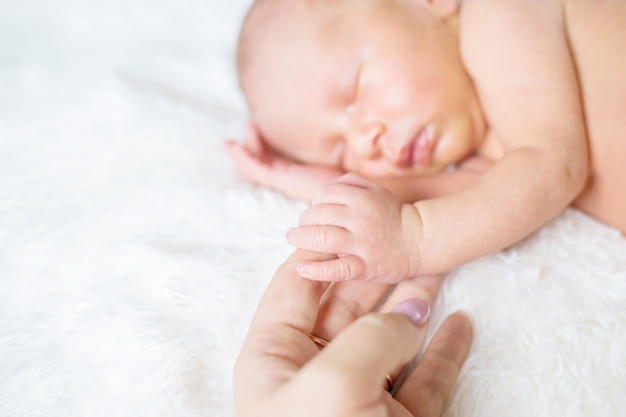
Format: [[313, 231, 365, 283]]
[[390, 298, 430, 326], [296, 263, 312, 278]]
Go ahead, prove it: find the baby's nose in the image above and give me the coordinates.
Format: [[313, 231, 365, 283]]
[[350, 122, 386, 160]]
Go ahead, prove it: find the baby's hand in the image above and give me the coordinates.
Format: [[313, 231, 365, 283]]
[[286, 173, 422, 283], [225, 123, 344, 201]]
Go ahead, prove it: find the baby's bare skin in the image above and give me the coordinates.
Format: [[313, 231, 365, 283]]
[[229, 0, 626, 284], [474, 0, 626, 235], [565, 0, 626, 233]]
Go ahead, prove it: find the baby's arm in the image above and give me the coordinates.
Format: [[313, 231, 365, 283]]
[[285, 158, 492, 283], [374, 156, 493, 203], [287, 0, 589, 281], [411, 0, 589, 274]]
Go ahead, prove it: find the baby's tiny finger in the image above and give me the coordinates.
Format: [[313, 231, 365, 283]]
[[286, 225, 354, 254], [311, 181, 370, 206], [296, 255, 366, 282], [298, 204, 350, 227]]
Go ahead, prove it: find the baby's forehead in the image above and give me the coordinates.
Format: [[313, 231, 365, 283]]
[[240, 0, 373, 131], [240, 3, 345, 86]]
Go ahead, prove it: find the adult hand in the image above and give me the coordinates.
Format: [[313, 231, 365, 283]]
[[233, 250, 473, 417], [225, 122, 344, 201]]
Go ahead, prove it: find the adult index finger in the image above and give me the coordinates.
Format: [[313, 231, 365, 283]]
[[247, 249, 332, 332], [234, 250, 333, 409]]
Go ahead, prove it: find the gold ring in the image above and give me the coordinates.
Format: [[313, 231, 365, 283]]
[[308, 334, 330, 349], [308, 334, 394, 392]]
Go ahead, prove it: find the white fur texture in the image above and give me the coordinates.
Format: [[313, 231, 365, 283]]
[[1, 1, 625, 416]]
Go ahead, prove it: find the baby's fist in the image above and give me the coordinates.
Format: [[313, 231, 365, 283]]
[[287, 173, 422, 283]]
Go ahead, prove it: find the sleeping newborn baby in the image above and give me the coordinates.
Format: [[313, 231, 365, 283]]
[[227, 0, 626, 301]]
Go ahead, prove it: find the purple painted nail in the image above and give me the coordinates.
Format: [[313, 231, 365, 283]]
[[390, 298, 430, 326]]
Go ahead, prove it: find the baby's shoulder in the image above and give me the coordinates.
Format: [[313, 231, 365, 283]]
[[460, 0, 564, 21], [460, 0, 566, 75], [460, 0, 564, 49]]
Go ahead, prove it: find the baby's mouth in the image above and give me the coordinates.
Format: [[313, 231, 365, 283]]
[[395, 128, 433, 168]]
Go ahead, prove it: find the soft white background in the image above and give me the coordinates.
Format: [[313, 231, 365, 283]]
[[1, 1, 625, 416]]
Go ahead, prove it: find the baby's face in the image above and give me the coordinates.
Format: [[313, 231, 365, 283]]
[[244, 0, 486, 179]]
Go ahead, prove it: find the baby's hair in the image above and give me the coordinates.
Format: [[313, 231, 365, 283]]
[[237, 0, 291, 93], [236, 0, 326, 95], [235, 0, 267, 90]]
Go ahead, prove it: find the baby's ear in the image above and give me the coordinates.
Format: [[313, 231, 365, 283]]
[[423, 0, 459, 19]]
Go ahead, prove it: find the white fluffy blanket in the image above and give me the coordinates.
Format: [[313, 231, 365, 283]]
[[2, 1, 625, 416]]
